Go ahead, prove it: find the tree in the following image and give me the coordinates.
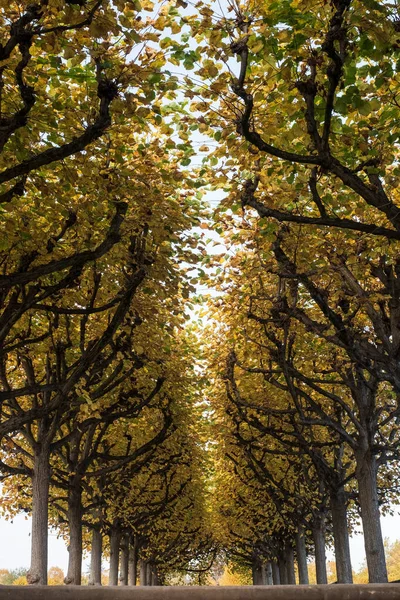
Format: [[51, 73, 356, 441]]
[[224, 347, 354, 583], [95, 331, 215, 587], [54, 400, 173, 585], [355, 540, 400, 583], [202, 207, 400, 583], [181, 0, 400, 583], [0, 4, 207, 579], [209, 433, 282, 585], [188, 0, 400, 240], [0, 568, 28, 585], [48, 567, 65, 586]]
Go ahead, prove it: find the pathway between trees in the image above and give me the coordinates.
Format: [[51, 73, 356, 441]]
[[0, 585, 399, 599]]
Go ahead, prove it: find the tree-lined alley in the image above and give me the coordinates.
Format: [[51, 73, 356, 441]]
[[0, 0, 400, 587]]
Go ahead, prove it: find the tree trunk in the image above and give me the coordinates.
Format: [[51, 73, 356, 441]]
[[251, 562, 263, 585], [252, 559, 264, 585], [285, 545, 296, 585], [261, 564, 267, 585], [330, 488, 353, 583], [65, 485, 83, 585], [355, 447, 388, 583], [152, 566, 160, 586], [128, 536, 138, 586], [295, 525, 309, 584], [109, 526, 121, 586], [119, 533, 129, 586], [147, 561, 153, 586], [278, 553, 288, 584], [312, 514, 327, 584], [140, 559, 147, 586], [28, 444, 50, 585], [89, 528, 102, 586], [265, 562, 273, 585], [271, 561, 280, 585]]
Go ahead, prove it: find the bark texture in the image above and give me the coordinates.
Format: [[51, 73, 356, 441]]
[[147, 562, 153, 586], [356, 448, 388, 583], [312, 515, 328, 584], [27, 444, 50, 585], [278, 554, 288, 585], [330, 489, 353, 583], [285, 545, 296, 585], [271, 561, 280, 585], [295, 526, 309, 584], [65, 487, 83, 585], [252, 561, 264, 585], [89, 528, 102, 586], [119, 534, 129, 586], [109, 527, 121, 586], [265, 562, 273, 585], [128, 537, 138, 586], [140, 560, 148, 586]]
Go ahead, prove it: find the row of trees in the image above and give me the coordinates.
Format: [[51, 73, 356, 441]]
[[190, 0, 400, 586], [0, 0, 213, 586], [2, 0, 400, 587]]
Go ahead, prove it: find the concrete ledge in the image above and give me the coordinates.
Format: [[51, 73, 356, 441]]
[[0, 586, 399, 599]]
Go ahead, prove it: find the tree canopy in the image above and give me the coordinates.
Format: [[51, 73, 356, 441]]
[[1, 0, 400, 588]]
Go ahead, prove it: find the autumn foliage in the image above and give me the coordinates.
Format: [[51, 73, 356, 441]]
[[0, 0, 400, 588]]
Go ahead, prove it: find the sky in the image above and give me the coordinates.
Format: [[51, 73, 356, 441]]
[[0, 515, 90, 574], [0, 510, 399, 574]]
